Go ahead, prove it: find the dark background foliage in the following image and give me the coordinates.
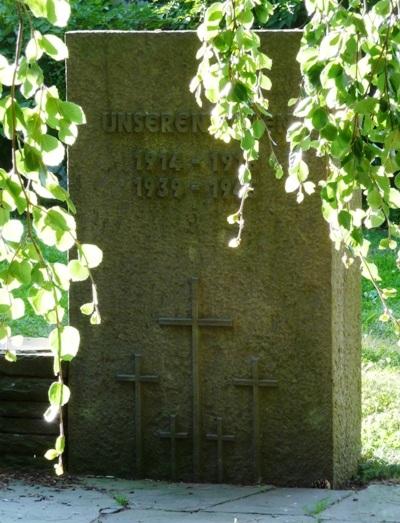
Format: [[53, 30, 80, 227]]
[[0, 0, 307, 95]]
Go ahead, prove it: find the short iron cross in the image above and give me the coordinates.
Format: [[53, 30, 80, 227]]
[[116, 353, 159, 477], [159, 415, 189, 481], [158, 277, 233, 480], [233, 357, 277, 483], [206, 417, 235, 483]]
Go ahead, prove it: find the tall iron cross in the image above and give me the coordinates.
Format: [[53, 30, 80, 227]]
[[159, 414, 189, 481], [116, 353, 159, 478], [206, 417, 235, 483], [233, 357, 278, 483], [158, 277, 233, 480]]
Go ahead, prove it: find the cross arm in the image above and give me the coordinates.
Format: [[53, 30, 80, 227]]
[[206, 433, 235, 442], [159, 431, 189, 439], [158, 318, 193, 326], [198, 318, 233, 327], [116, 374, 159, 382]]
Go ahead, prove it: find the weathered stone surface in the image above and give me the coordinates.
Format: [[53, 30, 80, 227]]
[[2, 478, 400, 523], [82, 477, 272, 511], [0, 480, 116, 522], [211, 487, 350, 516], [320, 484, 400, 522], [99, 509, 316, 523], [66, 31, 361, 486]]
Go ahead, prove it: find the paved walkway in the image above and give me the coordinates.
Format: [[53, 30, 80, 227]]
[[0, 477, 399, 522]]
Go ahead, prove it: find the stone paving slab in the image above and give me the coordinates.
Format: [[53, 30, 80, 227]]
[[82, 477, 272, 512], [98, 509, 315, 523], [1, 477, 400, 523], [210, 487, 351, 516], [0, 480, 117, 522], [320, 484, 400, 522]]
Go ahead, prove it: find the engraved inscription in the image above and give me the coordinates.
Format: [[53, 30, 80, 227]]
[[132, 150, 240, 173], [103, 111, 210, 133], [133, 150, 182, 172], [132, 177, 241, 200]]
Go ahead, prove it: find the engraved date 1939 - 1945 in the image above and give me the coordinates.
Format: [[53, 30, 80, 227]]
[[133, 176, 242, 199]]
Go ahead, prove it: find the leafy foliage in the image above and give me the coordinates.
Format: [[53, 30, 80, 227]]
[[0, 0, 307, 97], [195, 0, 400, 337], [192, 0, 282, 246], [0, 0, 101, 474], [287, 0, 400, 334]]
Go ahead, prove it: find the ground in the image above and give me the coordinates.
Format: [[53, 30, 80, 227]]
[[360, 230, 400, 482], [1, 475, 400, 523]]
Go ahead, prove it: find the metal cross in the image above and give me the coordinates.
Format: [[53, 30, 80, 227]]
[[116, 353, 159, 477], [159, 415, 189, 480], [206, 417, 235, 483], [158, 277, 233, 480], [233, 357, 277, 483]]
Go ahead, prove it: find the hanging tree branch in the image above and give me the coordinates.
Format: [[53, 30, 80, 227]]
[[1, 0, 102, 474]]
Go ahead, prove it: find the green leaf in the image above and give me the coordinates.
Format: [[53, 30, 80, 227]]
[[353, 97, 378, 114], [48, 382, 70, 407], [68, 259, 90, 282], [40, 34, 68, 61], [205, 2, 224, 22], [46, 0, 71, 27], [11, 298, 25, 320], [238, 164, 251, 184], [10, 260, 32, 285], [45, 207, 71, 232], [59, 101, 86, 124], [0, 209, 10, 226], [80, 302, 94, 316], [285, 175, 300, 193], [40, 135, 65, 166], [389, 188, 400, 209], [26, 32, 43, 62], [364, 209, 386, 229], [59, 121, 78, 145], [231, 82, 249, 102], [373, 0, 390, 16], [29, 288, 56, 315], [80, 244, 103, 269], [90, 310, 101, 325], [55, 435, 65, 454], [259, 74, 272, 91], [44, 449, 59, 461], [320, 124, 337, 141], [252, 119, 266, 139], [311, 107, 329, 130], [24, 0, 47, 19], [2, 220, 24, 243], [379, 238, 397, 250], [361, 260, 381, 282], [338, 210, 352, 229], [49, 326, 80, 362], [268, 152, 283, 179], [237, 9, 254, 27], [367, 189, 382, 209], [382, 288, 397, 299], [255, 3, 273, 24], [241, 130, 255, 151]]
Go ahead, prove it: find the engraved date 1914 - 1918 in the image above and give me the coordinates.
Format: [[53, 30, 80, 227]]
[[133, 150, 240, 172], [133, 176, 242, 199]]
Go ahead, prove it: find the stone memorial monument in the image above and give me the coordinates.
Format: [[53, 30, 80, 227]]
[[66, 30, 360, 486]]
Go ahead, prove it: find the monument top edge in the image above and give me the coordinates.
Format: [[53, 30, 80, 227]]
[[65, 29, 303, 35]]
